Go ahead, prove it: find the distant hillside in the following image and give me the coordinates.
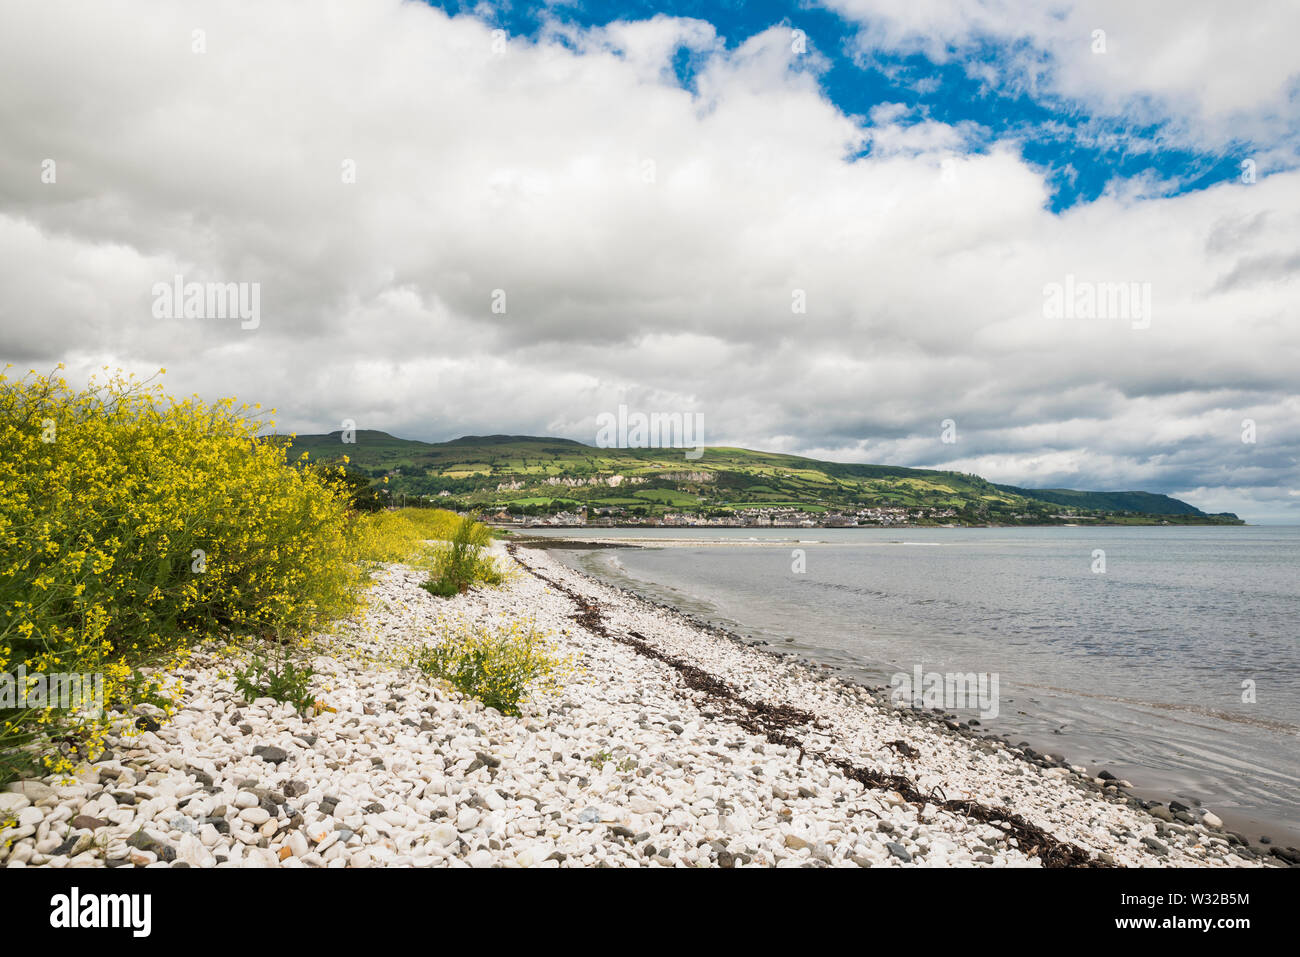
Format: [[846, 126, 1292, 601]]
[[993, 485, 1204, 516], [270, 431, 1241, 525]]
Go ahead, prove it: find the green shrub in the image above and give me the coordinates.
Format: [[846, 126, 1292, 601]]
[[419, 512, 504, 597], [419, 577, 461, 598], [232, 650, 316, 713], [409, 619, 572, 716]]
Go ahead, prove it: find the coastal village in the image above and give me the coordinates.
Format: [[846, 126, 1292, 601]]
[[407, 469, 970, 527], [483, 504, 962, 528]]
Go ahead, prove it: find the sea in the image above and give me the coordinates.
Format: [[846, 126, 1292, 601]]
[[523, 525, 1300, 843]]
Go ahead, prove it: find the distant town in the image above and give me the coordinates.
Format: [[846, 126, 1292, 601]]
[[479, 504, 1121, 528]]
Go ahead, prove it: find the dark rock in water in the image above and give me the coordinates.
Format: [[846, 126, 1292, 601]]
[[1169, 800, 1190, 813], [1098, 770, 1116, 780], [886, 842, 912, 862], [252, 745, 288, 764], [1270, 847, 1300, 864], [1148, 805, 1174, 822], [1259, 835, 1272, 845]]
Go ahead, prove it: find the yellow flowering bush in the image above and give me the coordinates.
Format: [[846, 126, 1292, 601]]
[[352, 507, 466, 564], [0, 368, 364, 781], [410, 619, 573, 716]]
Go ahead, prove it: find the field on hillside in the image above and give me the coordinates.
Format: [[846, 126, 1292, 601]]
[[277, 432, 1240, 525]]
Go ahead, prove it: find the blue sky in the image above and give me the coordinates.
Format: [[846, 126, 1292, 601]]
[[432, 0, 1261, 211]]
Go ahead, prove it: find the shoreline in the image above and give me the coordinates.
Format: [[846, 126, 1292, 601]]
[[543, 539, 1300, 850], [0, 545, 1285, 868], [511, 547, 1291, 863]]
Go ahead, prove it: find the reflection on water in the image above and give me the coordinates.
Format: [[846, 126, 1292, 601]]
[[530, 525, 1300, 840]]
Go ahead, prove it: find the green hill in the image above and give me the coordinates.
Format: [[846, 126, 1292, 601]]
[[271, 431, 1241, 526], [992, 485, 1203, 516]]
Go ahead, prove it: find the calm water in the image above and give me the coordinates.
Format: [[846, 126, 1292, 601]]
[[526, 526, 1300, 841]]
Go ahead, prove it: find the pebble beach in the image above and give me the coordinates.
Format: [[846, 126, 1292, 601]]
[[0, 544, 1282, 869]]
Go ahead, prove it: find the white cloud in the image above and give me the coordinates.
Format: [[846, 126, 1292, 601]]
[[828, 0, 1300, 151], [0, 0, 1296, 520]]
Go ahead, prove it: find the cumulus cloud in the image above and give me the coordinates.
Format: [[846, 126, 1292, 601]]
[[0, 0, 1295, 520], [828, 0, 1300, 152]]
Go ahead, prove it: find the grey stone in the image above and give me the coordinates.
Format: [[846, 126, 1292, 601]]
[[886, 842, 912, 862]]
